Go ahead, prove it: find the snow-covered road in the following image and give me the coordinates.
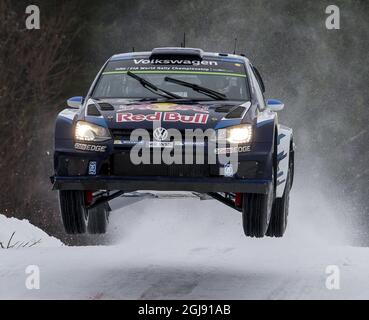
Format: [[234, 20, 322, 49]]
[[1, 189, 368, 300]]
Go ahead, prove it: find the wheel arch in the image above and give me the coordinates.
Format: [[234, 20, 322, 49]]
[[55, 108, 79, 142], [289, 137, 295, 188], [276, 125, 293, 198]]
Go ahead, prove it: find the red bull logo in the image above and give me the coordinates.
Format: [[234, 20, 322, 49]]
[[116, 112, 209, 124]]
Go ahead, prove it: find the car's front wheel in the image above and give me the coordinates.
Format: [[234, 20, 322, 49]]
[[242, 182, 274, 238], [58, 190, 88, 234], [59, 191, 110, 235]]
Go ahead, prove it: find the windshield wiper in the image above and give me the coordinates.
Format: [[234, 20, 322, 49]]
[[164, 77, 227, 101], [127, 71, 181, 100]]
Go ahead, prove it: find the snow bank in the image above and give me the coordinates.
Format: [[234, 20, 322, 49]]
[[1, 197, 368, 300], [0, 214, 63, 248]]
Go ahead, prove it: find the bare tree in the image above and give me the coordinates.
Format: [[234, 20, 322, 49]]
[[0, 1, 81, 236]]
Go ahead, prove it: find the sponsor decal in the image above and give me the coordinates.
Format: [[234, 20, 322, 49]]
[[118, 103, 209, 113], [215, 145, 251, 155], [105, 70, 247, 78], [114, 139, 143, 145], [117, 112, 161, 122], [116, 112, 209, 124], [88, 161, 97, 175], [224, 163, 234, 177], [114, 139, 205, 147], [164, 112, 209, 124], [147, 141, 173, 148], [74, 143, 107, 153], [133, 59, 218, 66]]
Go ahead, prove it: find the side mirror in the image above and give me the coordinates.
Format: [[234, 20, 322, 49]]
[[67, 96, 83, 109], [267, 99, 284, 111]]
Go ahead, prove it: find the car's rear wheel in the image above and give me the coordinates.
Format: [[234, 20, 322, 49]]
[[266, 166, 291, 238], [87, 204, 110, 234], [58, 190, 88, 234]]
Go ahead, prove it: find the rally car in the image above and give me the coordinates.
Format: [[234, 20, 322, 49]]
[[52, 47, 295, 238]]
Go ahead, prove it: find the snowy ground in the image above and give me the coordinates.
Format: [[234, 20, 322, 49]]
[[0, 188, 369, 300], [0, 215, 63, 249]]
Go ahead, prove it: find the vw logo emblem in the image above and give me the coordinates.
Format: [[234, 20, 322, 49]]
[[153, 127, 168, 141]]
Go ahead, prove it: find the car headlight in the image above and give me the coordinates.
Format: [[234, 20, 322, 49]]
[[75, 121, 111, 142], [217, 124, 253, 144]]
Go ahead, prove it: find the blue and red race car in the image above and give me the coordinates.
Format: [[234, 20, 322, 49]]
[[52, 47, 295, 238]]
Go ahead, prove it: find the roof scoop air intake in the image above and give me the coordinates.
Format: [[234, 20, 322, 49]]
[[150, 47, 204, 61]]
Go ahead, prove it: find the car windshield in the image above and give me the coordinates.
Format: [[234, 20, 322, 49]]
[[92, 58, 250, 101]]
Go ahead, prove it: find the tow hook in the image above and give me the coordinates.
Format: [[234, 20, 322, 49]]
[[235, 193, 243, 208]]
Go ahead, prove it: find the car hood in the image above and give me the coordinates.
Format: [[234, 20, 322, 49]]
[[84, 99, 252, 131]]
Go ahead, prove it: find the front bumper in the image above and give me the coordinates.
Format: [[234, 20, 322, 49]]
[[52, 175, 272, 194]]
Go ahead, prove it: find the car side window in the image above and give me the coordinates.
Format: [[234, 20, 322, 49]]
[[250, 67, 266, 110]]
